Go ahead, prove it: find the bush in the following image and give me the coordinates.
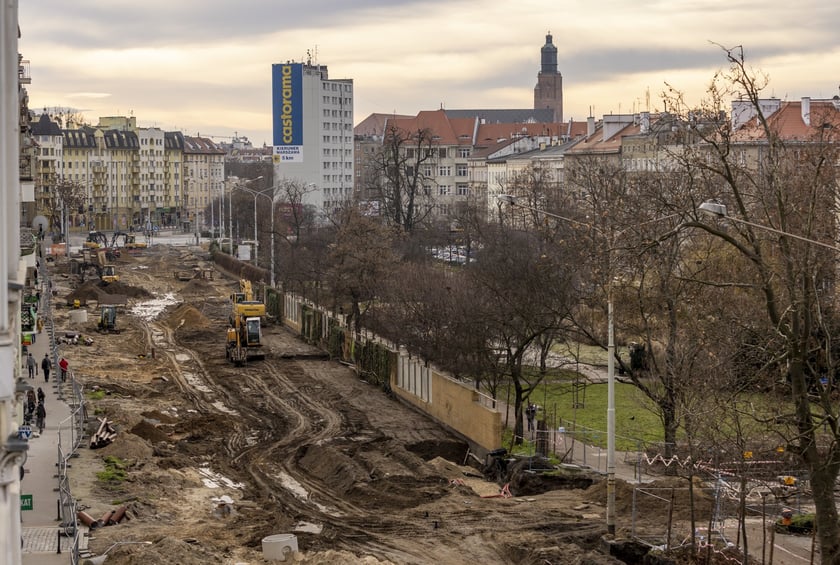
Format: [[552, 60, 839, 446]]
[[777, 512, 815, 535]]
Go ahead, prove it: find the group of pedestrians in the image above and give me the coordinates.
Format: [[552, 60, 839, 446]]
[[24, 351, 59, 434], [25, 352, 52, 381], [23, 386, 47, 434]]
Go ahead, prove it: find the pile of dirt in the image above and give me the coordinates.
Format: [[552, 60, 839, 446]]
[[163, 304, 211, 330], [100, 280, 153, 298], [584, 476, 714, 522], [507, 458, 599, 496], [97, 430, 155, 463], [130, 420, 172, 444], [179, 278, 214, 296], [65, 280, 104, 304]]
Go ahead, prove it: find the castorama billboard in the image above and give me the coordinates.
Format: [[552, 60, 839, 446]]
[[272, 63, 303, 163]]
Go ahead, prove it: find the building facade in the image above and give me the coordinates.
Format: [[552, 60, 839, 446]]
[[183, 135, 226, 232], [29, 116, 225, 232], [2, 3, 35, 563], [272, 63, 354, 217]]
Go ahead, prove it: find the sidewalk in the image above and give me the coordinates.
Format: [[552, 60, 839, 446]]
[[20, 266, 82, 564]]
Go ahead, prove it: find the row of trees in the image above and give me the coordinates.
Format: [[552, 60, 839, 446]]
[[225, 48, 840, 559]]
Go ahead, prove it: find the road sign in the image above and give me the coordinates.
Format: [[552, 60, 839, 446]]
[[20, 494, 33, 511], [18, 425, 31, 440]]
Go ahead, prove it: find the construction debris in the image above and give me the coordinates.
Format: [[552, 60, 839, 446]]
[[90, 417, 117, 449], [76, 504, 129, 529]]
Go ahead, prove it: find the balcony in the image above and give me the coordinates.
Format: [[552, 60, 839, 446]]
[[18, 58, 31, 85]]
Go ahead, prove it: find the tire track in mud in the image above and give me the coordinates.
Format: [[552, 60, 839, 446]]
[[192, 347, 431, 561]]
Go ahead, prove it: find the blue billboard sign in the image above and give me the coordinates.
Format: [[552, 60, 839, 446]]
[[272, 63, 303, 158]]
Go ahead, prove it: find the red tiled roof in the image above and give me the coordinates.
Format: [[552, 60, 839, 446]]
[[733, 100, 840, 142], [566, 122, 641, 154], [354, 112, 412, 137], [384, 109, 588, 147]]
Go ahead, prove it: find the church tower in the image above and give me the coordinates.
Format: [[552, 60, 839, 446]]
[[533, 32, 563, 122]]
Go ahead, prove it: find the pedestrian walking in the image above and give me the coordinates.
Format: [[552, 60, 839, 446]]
[[26, 352, 36, 378], [26, 390, 36, 422], [59, 357, 69, 382], [37, 387, 45, 404], [526, 402, 537, 432], [36, 401, 46, 434], [41, 353, 51, 382]]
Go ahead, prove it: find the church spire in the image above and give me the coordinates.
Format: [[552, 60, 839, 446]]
[[540, 32, 558, 74]]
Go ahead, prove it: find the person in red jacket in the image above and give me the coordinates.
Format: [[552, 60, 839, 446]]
[[59, 357, 69, 382]]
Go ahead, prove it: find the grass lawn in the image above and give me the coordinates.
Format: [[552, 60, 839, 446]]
[[501, 376, 665, 451]]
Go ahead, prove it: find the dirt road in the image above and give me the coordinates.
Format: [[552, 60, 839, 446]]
[[56, 244, 616, 565]]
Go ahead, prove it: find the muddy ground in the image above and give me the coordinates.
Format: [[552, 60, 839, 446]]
[[51, 244, 697, 565]]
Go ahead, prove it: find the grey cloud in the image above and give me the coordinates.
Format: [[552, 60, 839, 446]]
[[21, 0, 450, 48]]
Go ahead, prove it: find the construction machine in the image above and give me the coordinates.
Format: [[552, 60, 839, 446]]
[[111, 231, 148, 250], [97, 305, 119, 333], [230, 279, 265, 321], [81, 249, 119, 284], [226, 279, 265, 365], [84, 231, 108, 249], [226, 313, 263, 365]]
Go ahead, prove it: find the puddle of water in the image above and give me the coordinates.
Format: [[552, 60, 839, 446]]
[[175, 353, 191, 362], [294, 521, 323, 534], [275, 471, 342, 516], [211, 401, 238, 415], [130, 292, 178, 321], [181, 371, 212, 394], [198, 465, 244, 489]]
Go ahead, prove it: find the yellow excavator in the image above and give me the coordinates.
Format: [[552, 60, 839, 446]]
[[226, 313, 263, 365], [226, 279, 265, 365], [229, 279, 265, 320]]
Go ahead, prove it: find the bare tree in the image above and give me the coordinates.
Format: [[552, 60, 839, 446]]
[[367, 124, 437, 233], [325, 205, 397, 335], [47, 179, 86, 233], [672, 46, 840, 560]]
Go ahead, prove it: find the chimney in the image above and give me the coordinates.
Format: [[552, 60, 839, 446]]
[[801, 97, 811, 126], [587, 116, 596, 137]]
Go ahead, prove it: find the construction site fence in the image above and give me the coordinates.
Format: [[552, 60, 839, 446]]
[[44, 267, 85, 564]]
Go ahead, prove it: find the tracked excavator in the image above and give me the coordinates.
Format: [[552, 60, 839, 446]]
[[111, 231, 147, 250], [226, 279, 265, 365]]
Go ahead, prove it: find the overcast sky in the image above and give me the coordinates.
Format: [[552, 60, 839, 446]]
[[19, 0, 840, 147]]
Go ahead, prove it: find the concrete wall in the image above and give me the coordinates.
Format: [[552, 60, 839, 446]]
[[392, 366, 501, 454]]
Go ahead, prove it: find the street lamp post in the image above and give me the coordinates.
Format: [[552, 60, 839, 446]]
[[497, 194, 678, 536], [231, 176, 266, 264], [699, 201, 840, 252]]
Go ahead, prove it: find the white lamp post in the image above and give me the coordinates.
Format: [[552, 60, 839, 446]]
[[699, 201, 840, 252], [497, 193, 678, 536], [233, 179, 270, 268]]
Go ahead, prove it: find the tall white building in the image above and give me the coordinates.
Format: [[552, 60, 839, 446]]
[[271, 62, 354, 217]]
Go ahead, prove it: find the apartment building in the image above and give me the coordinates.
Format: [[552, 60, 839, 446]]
[[271, 62, 354, 217], [183, 135, 226, 232], [1, 3, 35, 562], [29, 115, 226, 232]]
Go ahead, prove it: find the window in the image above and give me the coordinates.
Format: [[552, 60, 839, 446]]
[[458, 147, 471, 158], [456, 164, 468, 177], [439, 166, 451, 176], [456, 183, 470, 196], [438, 185, 451, 196], [422, 165, 433, 177], [438, 148, 448, 159], [406, 148, 415, 158]]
